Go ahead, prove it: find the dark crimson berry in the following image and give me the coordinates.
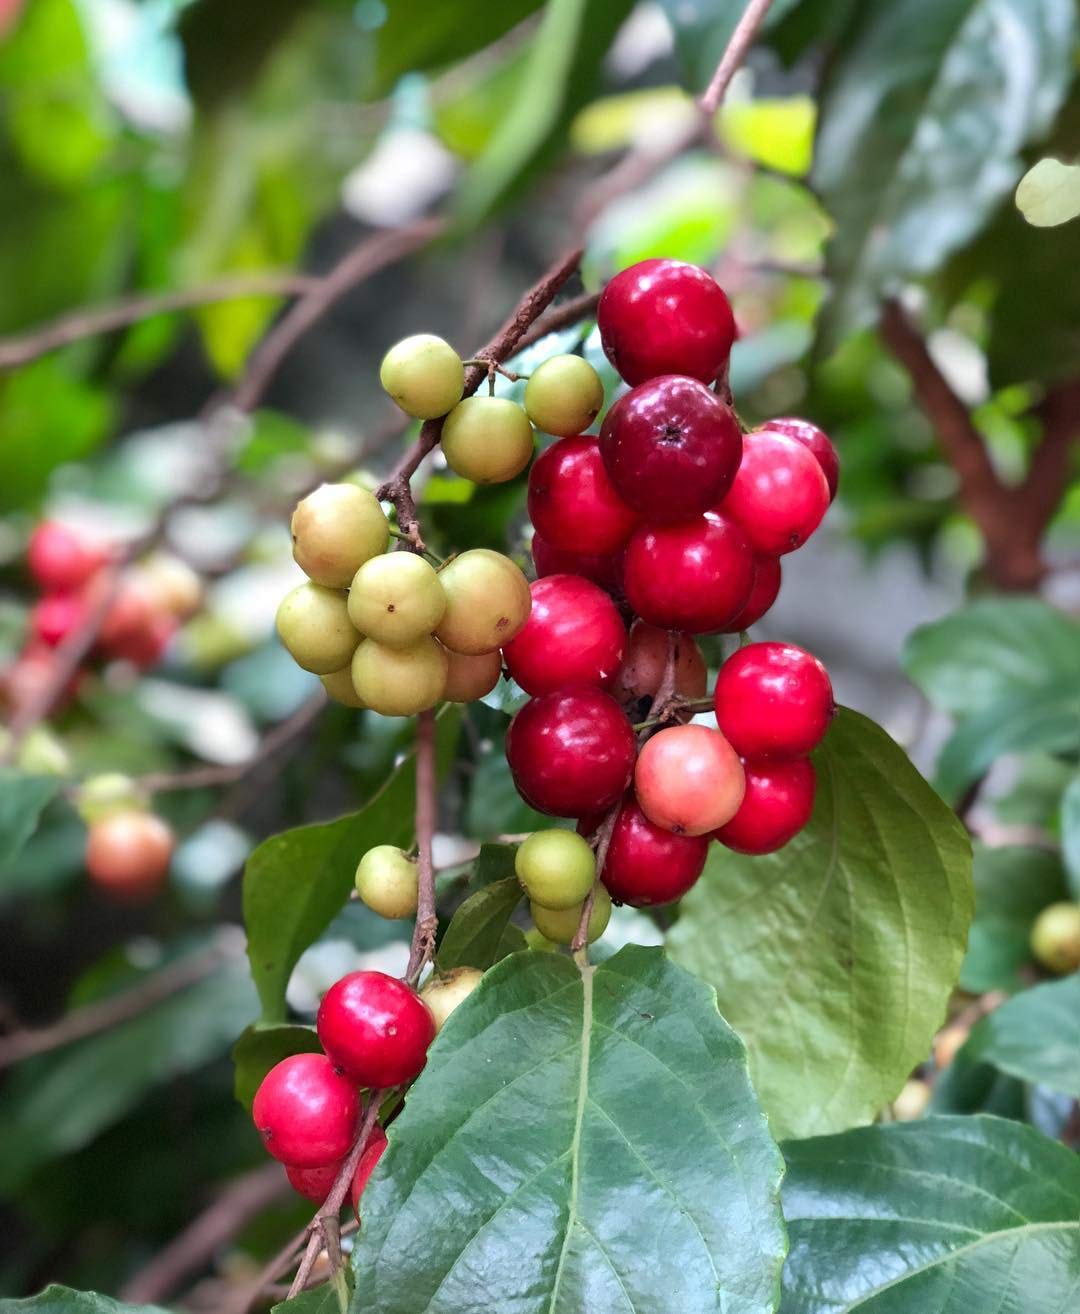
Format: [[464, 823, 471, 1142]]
[[623, 511, 753, 634], [723, 555, 781, 633], [317, 971, 434, 1087], [531, 533, 624, 598], [27, 521, 108, 593], [506, 687, 636, 817], [767, 417, 839, 501], [714, 758, 816, 854], [527, 436, 637, 556], [599, 375, 741, 519], [600, 794, 709, 906], [351, 1125, 389, 1213], [286, 1160, 342, 1203], [597, 259, 736, 386], [635, 724, 745, 835], [252, 1053, 359, 1168], [31, 593, 88, 648], [612, 620, 707, 706], [714, 641, 835, 760], [503, 575, 625, 695], [720, 429, 830, 556]]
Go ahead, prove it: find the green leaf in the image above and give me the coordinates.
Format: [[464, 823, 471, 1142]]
[[272, 1285, 343, 1314], [961, 846, 1067, 994], [0, 769, 59, 871], [471, 842, 519, 889], [437, 875, 523, 971], [655, 0, 801, 95], [1016, 156, 1080, 227], [812, 0, 1077, 346], [453, 0, 635, 227], [0, 1285, 169, 1314], [244, 706, 460, 1023], [780, 1116, 1080, 1312], [351, 946, 785, 1313], [668, 708, 973, 1140], [1060, 774, 1080, 899], [232, 1022, 322, 1110], [962, 975, 1080, 1097]]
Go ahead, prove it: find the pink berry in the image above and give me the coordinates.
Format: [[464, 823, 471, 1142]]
[[767, 417, 839, 501], [252, 1054, 359, 1168], [27, 521, 108, 593], [612, 620, 707, 706], [597, 258, 736, 386], [286, 1160, 342, 1203], [720, 429, 830, 556], [351, 1125, 389, 1213], [317, 971, 434, 1088], [634, 724, 745, 836], [531, 533, 624, 599], [599, 794, 709, 906], [723, 555, 781, 633], [713, 641, 835, 760], [527, 436, 637, 555], [503, 575, 625, 696], [623, 511, 754, 634], [31, 593, 88, 648], [714, 759, 817, 854], [506, 687, 636, 817]]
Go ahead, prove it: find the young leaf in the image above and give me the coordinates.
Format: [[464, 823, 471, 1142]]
[[961, 846, 1067, 994], [436, 874, 524, 971], [232, 1022, 322, 1110], [1016, 156, 1080, 228], [351, 946, 786, 1314], [667, 708, 973, 1140], [781, 1116, 1080, 1312], [962, 975, 1080, 1098]]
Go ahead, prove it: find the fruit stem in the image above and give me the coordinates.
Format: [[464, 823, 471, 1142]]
[[387, 524, 444, 566]]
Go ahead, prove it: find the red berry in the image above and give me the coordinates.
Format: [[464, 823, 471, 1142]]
[[506, 687, 636, 817], [612, 621, 707, 706], [597, 258, 736, 387], [623, 512, 753, 634], [599, 375, 742, 519], [351, 1125, 389, 1213], [634, 724, 745, 836], [527, 436, 637, 555], [720, 429, 830, 556], [30, 592, 88, 648], [714, 759, 816, 854], [503, 575, 625, 696], [286, 1160, 342, 1203], [600, 794, 709, 906], [723, 555, 782, 633], [767, 417, 839, 501], [85, 811, 175, 901], [99, 584, 175, 668], [531, 533, 624, 598], [252, 1054, 359, 1168], [714, 641, 834, 760], [27, 521, 108, 593], [317, 970, 434, 1087]]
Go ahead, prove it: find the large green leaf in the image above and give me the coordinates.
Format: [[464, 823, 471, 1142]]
[[668, 708, 973, 1140], [0, 1286, 168, 1314], [780, 1116, 1080, 1312], [351, 946, 786, 1313], [244, 707, 460, 1023], [961, 845, 1067, 994], [436, 874, 524, 971], [232, 1022, 322, 1110], [0, 769, 59, 872], [812, 0, 1077, 345], [962, 975, 1080, 1098]]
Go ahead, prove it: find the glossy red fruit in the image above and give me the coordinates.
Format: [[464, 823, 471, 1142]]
[[286, 1160, 342, 1203], [527, 436, 637, 555], [506, 687, 636, 817], [351, 1125, 389, 1213], [31, 593, 88, 647], [714, 641, 835, 760], [600, 794, 709, 906], [720, 429, 830, 556], [767, 417, 839, 501], [27, 522, 108, 593], [597, 258, 736, 387], [503, 575, 625, 696], [634, 724, 745, 836], [252, 1054, 359, 1168], [317, 971, 435, 1087], [598, 375, 742, 519], [623, 512, 753, 634], [612, 621, 707, 706], [531, 534, 624, 598], [714, 758, 817, 854], [723, 555, 782, 633]]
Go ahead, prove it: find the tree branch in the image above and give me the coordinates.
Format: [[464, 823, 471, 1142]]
[[405, 707, 438, 985], [698, 0, 776, 116]]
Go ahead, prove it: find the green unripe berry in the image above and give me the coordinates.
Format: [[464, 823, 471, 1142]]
[[530, 886, 611, 946], [321, 665, 366, 709], [351, 636, 447, 716], [515, 830, 596, 910], [524, 355, 604, 436], [1030, 902, 1080, 974], [380, 334, 464, 419], [17, 726, 71, 777], [75, 773, 145, 825], [291, 483, 389, 588], [435, 549, 531, 655], [276, 583, 360, 674], [420, 966, 483, 1032], [347, 552, 446, 647], [355, 845, 418, 919], [442, 647, 502, 703], [441, 397, 534, 484]]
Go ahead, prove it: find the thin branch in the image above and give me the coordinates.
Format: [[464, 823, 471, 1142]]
[[698, 0, 775, 116], [505, 289, 600, 355], [405, 707, 438, 985]]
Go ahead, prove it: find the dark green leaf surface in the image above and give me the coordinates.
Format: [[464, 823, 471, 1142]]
[[812, 0, 1077, 344], [0, 1285, 169, 1314], [272, 1285, 343, 1314], [961, 846, 1066, 994], [1059, 775, 1080, 899], [781, 1116, 1080, 1312], [232, 1022, 322, 1110], [0, 770, 59, 872], [668, 708, 973, 1139], [962, 975, 1080, 1097], [437, 875, 524, 971], [244, 707, 460, 1022], [351, 946, 786, 1313]]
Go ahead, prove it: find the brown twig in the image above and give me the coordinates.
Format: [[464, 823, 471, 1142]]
[[509, 290, 600, 355], [405, 707, 439, 985], [698, 0, 776, 116]]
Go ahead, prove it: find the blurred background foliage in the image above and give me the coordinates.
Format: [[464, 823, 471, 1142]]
[[1, 0, 1079, 1304]]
